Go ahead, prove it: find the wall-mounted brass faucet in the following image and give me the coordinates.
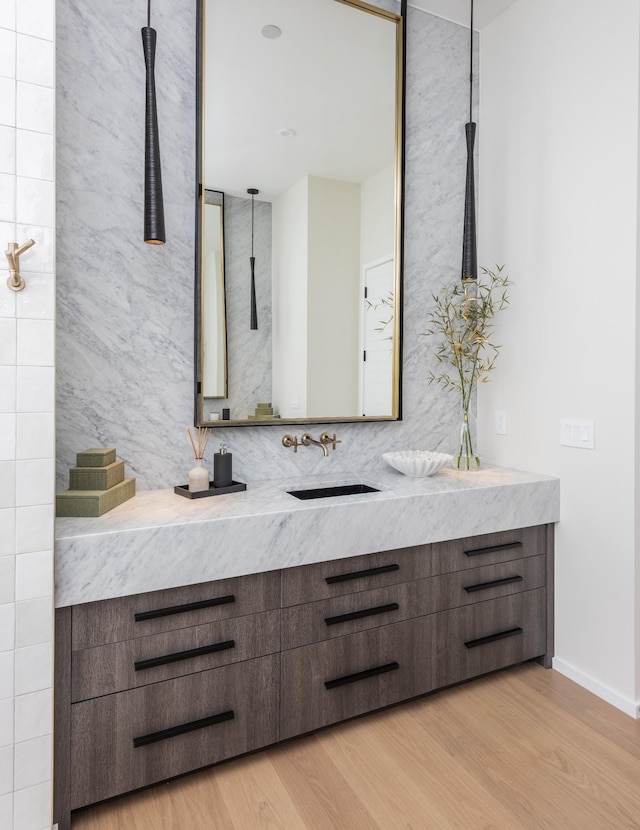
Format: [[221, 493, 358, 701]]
[[282, 432, 341, 458], [5, 239, 36, 292]]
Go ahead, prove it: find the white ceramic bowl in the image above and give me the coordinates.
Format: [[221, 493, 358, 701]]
[[382, 450, 453, 478]]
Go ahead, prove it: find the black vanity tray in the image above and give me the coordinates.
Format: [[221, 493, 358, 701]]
[[174, 480, 247, 499]]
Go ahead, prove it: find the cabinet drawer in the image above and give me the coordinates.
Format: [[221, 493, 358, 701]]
[[70, 654, 280, 809], [431, 526, 546, 576], [281, 545, 431, 607], [281, 579, 432, 650], [72, 570, 281, 649], [71, 609, 280, 702], [280, 616, 433, 740], [432, 589, 546, 689], [430, 555, 546, 613]]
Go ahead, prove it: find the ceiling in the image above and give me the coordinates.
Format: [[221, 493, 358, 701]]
[[409, 0, 519, 29]]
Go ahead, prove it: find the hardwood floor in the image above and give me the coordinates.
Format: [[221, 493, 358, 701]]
[[71, 663, 640, 829]]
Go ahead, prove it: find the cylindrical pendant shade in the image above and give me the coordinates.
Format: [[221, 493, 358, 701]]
[[142, 25, 165, 244], [461, 121, 477, 281], [250, 256, 258, 330]]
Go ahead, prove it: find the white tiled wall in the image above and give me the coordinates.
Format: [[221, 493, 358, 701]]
[[0, 0, 55, 827]]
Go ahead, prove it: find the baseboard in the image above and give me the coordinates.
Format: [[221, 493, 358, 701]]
[[553, 657, 639, 719]]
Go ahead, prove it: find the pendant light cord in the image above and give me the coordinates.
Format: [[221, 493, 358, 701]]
[[147, 0, 151, 28], [251, 193, 254, 258], [469, 0, 473, 124]]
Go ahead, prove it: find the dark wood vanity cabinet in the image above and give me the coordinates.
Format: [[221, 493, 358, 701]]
[[54, 524, 553, 829]]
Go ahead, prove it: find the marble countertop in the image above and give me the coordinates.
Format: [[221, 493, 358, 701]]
[[55, 465, 560, 607]]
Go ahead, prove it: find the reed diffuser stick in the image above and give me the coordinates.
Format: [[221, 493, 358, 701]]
[[187, 427, 211, 459]]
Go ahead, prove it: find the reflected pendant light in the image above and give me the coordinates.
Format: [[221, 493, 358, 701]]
[[142, 0, 166, 244], [248, 188, 259, 330], [461, 0, 477, 282]]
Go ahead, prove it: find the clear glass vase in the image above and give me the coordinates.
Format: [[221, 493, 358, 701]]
[[450, 408, 481, 471]]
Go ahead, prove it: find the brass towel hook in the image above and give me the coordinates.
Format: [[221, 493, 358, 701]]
[[5, 239, 36, 292]]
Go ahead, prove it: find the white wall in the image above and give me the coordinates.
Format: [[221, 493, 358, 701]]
[[361, 163, 395, 266], [478, 0, 640, 714], [0, 0, 56, 825], [272, 177, 309, 418]]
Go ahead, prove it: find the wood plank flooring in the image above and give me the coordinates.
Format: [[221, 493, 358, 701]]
[[71, 663, 640, 829]]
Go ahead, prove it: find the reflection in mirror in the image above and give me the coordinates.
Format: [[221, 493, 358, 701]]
[[201, 190, 227, 399], [196, 0, 404, 426]]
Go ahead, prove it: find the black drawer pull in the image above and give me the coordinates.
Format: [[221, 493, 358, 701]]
[[325, 563, 399, 585], [134, 639, 236, 671], [325, 603, 400, 626], [464, 627, 523, 649], [133, 710, 234, 748], [464, 541, 523, 558], [134, 594, 235, 622], [464, 575, 523, 594], [325, 661, 400, 689]]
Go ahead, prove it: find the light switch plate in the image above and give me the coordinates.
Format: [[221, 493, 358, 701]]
[[495, 410, 507, 435], [560, 418, 594, 449]]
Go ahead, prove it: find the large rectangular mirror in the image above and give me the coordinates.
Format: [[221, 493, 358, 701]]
[[195, 0, 405, 426]]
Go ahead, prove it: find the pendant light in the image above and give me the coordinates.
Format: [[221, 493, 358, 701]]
[[248, 188, 258, 330], [142, 0, 166, 244], [461, 0, 477, 282]]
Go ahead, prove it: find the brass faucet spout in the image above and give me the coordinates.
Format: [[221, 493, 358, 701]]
[[301, 433, 329, 457]]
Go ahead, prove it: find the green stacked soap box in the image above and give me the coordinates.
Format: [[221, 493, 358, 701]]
[[56, 448, 136, 517], [247, 402, 281, 420]]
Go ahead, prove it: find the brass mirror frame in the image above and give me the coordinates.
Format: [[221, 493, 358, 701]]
[[194, 0, 406, 427]]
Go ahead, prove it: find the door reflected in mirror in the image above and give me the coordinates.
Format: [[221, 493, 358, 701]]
[[195, 0, 404, 426]]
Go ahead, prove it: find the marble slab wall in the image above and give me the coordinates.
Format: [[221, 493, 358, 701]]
[[56, 0, 477, 490], [204, 194, 273, 422]]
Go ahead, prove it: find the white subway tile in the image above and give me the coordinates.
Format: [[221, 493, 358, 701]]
[[16, 35, 53, 88], [0, 792, 11, 828], [0, 27, 15, 81], [0, 649, 14, 700], [16, 130, 52, 181], [14, 688, 51, 743], [14, 734, 51, 790], [0, 508, 15, 559], [15, 413, 53, 459], [0, 697, 12, 747], [16, 82, 52, 134], [0, 2, 16, 31], [15, 458, 55, 507], [0, 317, 16, 364], [16, 177, 54, 227], [0, 413, 16, 461], [0, 553, 14, 601], [0, 282, 16, 318], [0, 77, 15, 128], [0, 461, 15, 508], [15, 597, 51, 648], [15, 458, 53, 507], [14, 642, 50, 695], [15, 551, 51, 602], [0, 125, 15, 175], [16, 366, 54, 412], [0, 171, 15, 222], [13, 780, 51, 829], [0, 602, 14, 651], [0, 744, 13, 796], [15, 505, 52, 554], [16, 274, 53, 320], [17, 0, 53, 42], [15, 225, 53, 273], [0, 366, 15, 412], [16, 319, 53, 367]]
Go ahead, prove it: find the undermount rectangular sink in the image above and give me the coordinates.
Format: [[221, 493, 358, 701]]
[[287, 483, 380, 500]]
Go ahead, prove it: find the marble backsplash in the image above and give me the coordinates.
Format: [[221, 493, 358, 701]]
[[56, 0, 477, 490]]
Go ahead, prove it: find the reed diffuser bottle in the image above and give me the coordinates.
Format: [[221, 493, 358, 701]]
[[187, 427, 211, 492]]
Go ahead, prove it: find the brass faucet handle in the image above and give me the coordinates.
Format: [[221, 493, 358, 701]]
[[320, 432, 341, 451], [282, 434, 300, 453]]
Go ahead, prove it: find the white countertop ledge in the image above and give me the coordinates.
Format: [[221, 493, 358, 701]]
[[54, 465, 560, 607]]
